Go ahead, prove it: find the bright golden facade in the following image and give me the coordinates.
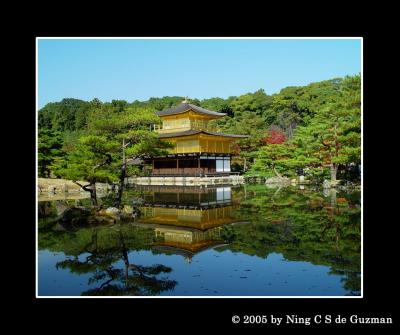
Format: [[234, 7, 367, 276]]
[[165, 135, 234, 154], [154, 110, 214, 134], [146, 101, 248, 176]]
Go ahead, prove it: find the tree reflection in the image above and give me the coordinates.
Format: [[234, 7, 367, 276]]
[[220, 184, 361, 295], [54, 227, 177, 296], [320, 191, 361, 295], [39, 185, 361, 296]]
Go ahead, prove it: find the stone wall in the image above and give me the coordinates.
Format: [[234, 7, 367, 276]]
[[127, 175, 245, 186], [37, 178, 113, 200]]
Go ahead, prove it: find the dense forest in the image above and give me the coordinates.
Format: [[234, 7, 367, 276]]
[[38, 75, 361, 199]]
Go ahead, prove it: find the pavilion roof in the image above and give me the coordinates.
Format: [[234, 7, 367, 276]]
[[158, 129, 248, 139], [152, 241, 228, 256], [156, 103, 226, 117]]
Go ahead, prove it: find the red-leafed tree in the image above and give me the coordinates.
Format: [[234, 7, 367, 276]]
[[231, 143, 241, 154], [262, 129, 286, 145]]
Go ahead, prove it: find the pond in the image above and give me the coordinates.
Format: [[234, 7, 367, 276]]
[[37, 184, 361, 297]]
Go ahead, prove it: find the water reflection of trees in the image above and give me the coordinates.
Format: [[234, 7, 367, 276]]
[[219, 185, 361, 295], [39, 185, 361, 296], [40, 222, 177, 296]]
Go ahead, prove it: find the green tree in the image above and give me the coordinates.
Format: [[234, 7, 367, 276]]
[[252, 143, 297, 178], [54, 135, 120, 205], [230, 89, 272, 116], [143, 96, 187, 111], [38, 129, 64, 177], [292, 75, 361, 181], [247, 75, 361, 181], [38, 98, 92, 132], [86, 107, 172, 207]]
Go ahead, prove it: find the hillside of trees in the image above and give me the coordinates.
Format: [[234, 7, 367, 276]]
[[38, 75, 361, 195]]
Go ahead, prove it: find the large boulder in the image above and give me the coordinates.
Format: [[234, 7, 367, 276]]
[[58, 207, 92, 227], [105, 207, 120, 216], [88, 215, 116, 225], [59, 207, 90, 220], [58, 206, 119, 228], [96, 207, 122, 220]]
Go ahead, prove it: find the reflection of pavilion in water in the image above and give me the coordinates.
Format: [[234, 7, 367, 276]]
[[135, 186, 242, 262]]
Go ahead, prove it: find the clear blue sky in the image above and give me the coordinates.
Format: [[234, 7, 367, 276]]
[[37, 38, 361, 109]]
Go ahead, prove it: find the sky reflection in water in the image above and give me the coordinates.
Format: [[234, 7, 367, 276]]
[[38, 184, 361, 296]]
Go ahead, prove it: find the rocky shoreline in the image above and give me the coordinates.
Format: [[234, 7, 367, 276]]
[[245, 175, 361, 190], [37, 178, 117, 196]]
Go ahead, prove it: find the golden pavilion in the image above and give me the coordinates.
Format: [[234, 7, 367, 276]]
[[145, 99, 248, 176]]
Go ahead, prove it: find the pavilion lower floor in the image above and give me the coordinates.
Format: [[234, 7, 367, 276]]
[[144, 154, 233, 176]]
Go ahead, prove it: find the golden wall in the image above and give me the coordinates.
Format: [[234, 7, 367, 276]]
[[140, 206, 236, 229], [166, 135, 234, 154], [155, 111, 215, 134]]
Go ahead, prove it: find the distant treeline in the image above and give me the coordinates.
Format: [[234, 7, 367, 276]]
[[38, 75, 361, 184], [39, 77, 345, 136]]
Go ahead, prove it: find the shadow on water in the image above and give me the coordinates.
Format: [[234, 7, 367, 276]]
[[38, 184, 361, 296]]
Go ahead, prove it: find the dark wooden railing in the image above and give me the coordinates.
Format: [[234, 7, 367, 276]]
[[151, 168, 240, 177]]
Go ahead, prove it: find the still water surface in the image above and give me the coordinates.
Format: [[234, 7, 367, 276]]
[[38, 184, 361, 296]]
